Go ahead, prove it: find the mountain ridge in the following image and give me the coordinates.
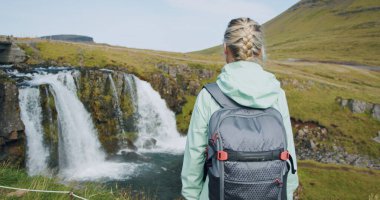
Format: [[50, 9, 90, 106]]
[[191, 0, 380, 66]]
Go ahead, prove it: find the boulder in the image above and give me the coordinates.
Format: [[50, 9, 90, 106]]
[[142, 138, 157, 149], [372, 104, 380, 121], [347, 99, 371, 113], [296, 129, 305, 139], [126, 139, 138, 151], [338, 97, 380, 121], [307, 139, 317, 151]]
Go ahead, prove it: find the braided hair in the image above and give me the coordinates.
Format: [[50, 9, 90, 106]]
[[224, 17, 264, 62]]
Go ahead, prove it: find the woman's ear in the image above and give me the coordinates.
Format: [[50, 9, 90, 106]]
[[223, 43, 227, 55]]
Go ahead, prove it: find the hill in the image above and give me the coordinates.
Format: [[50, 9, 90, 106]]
[[40, 34, 94, 43], [191, 0, 380, 66]]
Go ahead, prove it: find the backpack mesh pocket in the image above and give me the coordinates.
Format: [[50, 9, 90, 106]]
[[225, 160, 285, 182], [224, 179, 281, 200]]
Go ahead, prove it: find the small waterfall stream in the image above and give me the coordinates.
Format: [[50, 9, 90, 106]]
[[124, 74, 138, 109], [134, 76, 186, 153], [19, 87, 50, 176], [108, 74, 125, 133]]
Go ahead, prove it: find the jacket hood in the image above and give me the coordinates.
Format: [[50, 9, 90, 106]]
[[216, 61, 281, 108]]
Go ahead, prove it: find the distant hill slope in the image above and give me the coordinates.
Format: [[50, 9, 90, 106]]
[[40, 34, 94, 43], [191, 0, 380, 66]]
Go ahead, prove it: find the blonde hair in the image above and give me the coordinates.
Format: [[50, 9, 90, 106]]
[[224, 17, 265, 62]]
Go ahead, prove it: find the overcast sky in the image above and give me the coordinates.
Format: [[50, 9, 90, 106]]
[[1, 0, 298, 52]]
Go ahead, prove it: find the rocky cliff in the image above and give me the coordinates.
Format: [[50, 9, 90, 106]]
[[0, 71, 25, 166], [0, 36, 26, 64]]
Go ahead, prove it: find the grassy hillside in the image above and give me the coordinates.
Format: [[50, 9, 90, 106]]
[[297, 160, 380, 200], [191, 0, 380, 67]]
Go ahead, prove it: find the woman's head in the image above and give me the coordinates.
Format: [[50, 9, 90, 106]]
[[223, 17, 264, 63]]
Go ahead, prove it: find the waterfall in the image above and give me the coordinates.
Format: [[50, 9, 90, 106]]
[[19, 87, 50, 176], [16, 67, 185, 182], [124, 74, 137, 109], [133, 76, 186, 153], [21, 71, 138, 181], [108, 74, 125, 133]]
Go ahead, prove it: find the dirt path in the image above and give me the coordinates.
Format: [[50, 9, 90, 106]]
[[284, 59, 380, 71]]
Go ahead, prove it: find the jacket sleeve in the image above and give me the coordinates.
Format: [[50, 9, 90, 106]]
[[181, 89, 210, 200], [278, 89, 299, 199]]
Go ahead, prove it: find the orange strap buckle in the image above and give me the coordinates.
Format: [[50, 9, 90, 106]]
[[217, 151, 228, 161], [280, 151, 289, 161]]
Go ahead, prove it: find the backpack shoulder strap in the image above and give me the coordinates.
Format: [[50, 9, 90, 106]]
[[203, 83, 240, 108]]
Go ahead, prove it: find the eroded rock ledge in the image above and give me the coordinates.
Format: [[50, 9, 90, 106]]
[[292, 118, 380, 169], [0, 71, 25, 166]]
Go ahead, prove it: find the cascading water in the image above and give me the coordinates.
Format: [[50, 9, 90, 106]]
[[133, 75, 186, 153], [11, 67, 185, 199], [108, 74, 125, 133], [124, 74, 137, 109], [20, 70, 139, 181], [19, 87, 50, 176]]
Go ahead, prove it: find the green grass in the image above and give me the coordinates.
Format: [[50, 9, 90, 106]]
[[297, 160, 380, 200], [0, 164, 150, 200], [190, 0, 380, 67], [264, 0, 380, 66], [176, 95, 196, 134]]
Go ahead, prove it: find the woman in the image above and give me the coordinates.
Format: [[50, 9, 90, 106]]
[[181, 17, 299, 200]]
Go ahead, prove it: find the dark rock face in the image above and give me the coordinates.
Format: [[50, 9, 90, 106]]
[[154, 63, 215, 114], [0, 38, 26, 64], [75, 69, 137, 154], [0, 73, 25, 166], [38, 84, 59, 169], [149, 73, 186, 113]]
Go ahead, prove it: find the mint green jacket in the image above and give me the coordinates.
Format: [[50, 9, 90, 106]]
[[181, 61, 299, 200]]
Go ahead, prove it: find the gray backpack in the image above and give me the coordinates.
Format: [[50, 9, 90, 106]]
[[204, 83, 296, 200]]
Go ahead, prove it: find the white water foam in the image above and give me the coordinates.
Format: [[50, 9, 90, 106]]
[[133, 75, 186, 153], [19, 87, 50, 176]]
